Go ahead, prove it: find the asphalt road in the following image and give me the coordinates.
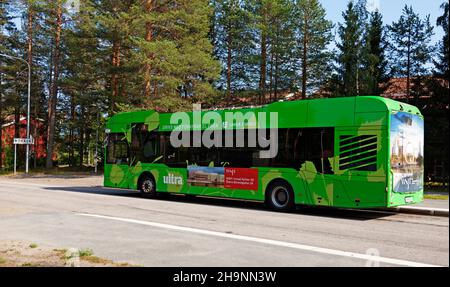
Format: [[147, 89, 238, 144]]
[[0, 177, 448, 267]]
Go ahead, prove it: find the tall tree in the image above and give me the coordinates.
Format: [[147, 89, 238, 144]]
[[435, 2, 449, 79], [0, 0, 11, 168], [62, 0, 104, 167], [142, 0, 154, 99], [1, 1, 29, 168], [364, 10, 387, 95], [130, 0, 220, 111], [336, 1, 365, 96], [214, 0, 254, 100], [46, 0, 63, 168], [252, 0, 271, 103], [265, 0, 296, 101], [388, 5, 434, 105], [96, 0, 136, 113], [295, 0, 333, 99]]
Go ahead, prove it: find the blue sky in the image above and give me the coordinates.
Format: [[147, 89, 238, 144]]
[[320, 0, 445, 46], [11, 0, 445, 47]]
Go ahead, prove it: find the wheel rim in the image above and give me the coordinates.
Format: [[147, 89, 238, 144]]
[[271, 186, 289, 208], [142, 179, 154, 193]]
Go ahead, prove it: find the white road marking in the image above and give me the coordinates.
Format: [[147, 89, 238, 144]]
[[77, 213, 441, 267]]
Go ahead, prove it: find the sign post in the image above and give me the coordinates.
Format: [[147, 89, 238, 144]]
[[13, 137, 34, 174], [14, 144, 17, 175]]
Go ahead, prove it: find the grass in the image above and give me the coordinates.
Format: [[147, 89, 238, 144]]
[[0, 257, 6, 266], [424, 194, 449, 200], [0, 165, 102, 176], [76, 248, 133, 266], [77, 248, 109, 265], [21, 262, 39, 267], [29, 243, 38, 249], [81, 255, 112, 265], [78, 248, 94, 257]]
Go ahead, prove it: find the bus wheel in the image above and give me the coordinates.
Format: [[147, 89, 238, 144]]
[[266, 181, 295, 212], [139, 175, 156, 198]]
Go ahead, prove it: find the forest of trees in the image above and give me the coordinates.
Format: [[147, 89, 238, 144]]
[[0, 0, 448, 178]]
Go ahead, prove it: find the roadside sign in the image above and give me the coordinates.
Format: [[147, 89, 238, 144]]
[[13, 138, 34, 145]]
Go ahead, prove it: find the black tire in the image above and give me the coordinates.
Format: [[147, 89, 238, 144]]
[[266, 181, 295, 212], [138, 174, 156, 198]]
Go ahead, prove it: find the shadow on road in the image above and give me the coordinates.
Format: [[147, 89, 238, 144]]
[[43, 186, 393, 221]]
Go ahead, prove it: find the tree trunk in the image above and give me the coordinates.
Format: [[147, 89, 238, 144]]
[[0, 74, 3, 168], [301, 15, 308, 100], [144, 0, 154, 98], [46, 0, 62, 169], [269, 52, 274, 101], [406, 34, 411, 103], [69, 95, 75, 167], [111, 39, 120, 113], [259, 20, 267, 104], [27, 3, 36, 168], [301, 36, 308, 99], [274, 52, 279, 100], [14, 108, 20, 139], [14, 108, 20, 164], [78, 106, 85, 168], [226, 28, 232, 101]]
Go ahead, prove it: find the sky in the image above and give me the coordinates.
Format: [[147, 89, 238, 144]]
[[10, 0, 445, 49], [320, 0, 445, 46]]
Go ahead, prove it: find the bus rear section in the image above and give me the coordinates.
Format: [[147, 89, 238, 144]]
[[387, 111, 424, 207]]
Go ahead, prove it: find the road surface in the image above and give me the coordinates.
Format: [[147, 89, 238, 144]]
[[0, 176, 448, 267]]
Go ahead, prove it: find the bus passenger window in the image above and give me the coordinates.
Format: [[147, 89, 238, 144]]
[[106, 133, 129, 165], [131, 123, 161, 163], [306, 128, 334, 174]]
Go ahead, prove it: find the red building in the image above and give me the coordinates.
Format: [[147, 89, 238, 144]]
[[0, 115, 47, 168]]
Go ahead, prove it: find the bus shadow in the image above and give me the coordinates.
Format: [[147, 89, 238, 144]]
[[44, 186, 393, 221]]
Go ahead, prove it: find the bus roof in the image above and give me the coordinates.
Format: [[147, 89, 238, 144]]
[[106, 96, 422, 133]]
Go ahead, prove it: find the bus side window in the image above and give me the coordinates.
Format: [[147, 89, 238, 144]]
[[131, 123, 161, 163], [106, 133, 129, 165], [305, 128, 334, 174], [163, 132, 189, 167]]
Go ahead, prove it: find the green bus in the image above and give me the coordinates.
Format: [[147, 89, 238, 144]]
[[104, 96, 424, 211]]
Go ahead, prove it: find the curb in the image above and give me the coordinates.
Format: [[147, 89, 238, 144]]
[[382, 206, 449, 217]]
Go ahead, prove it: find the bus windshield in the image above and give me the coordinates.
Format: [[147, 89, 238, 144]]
[[390, 111, 424, 193]]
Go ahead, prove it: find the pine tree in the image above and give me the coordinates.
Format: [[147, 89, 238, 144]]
[[62, 0, 104, 167], [45, 0, 63, 168], [130, 0, 220, 111], [1, 1, 34, 168], [388, 5, 434, 105], [214, 0, 254, 100], [336, 1, 365, 96], [96, 0, 136, 113], [364, 10, 387, 95], [0, 0, 12, 168], [264, 0, 296, 101], [295, 0, 333, 99], [435, 2, 449, 79]]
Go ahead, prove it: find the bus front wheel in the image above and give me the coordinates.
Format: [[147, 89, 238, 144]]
[[266, 181, 295, 212], [139, 175, 156, 198]]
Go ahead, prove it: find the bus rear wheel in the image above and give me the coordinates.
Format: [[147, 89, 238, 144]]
[[139, 175, 156, 198], [266, 181, 295, 212]]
